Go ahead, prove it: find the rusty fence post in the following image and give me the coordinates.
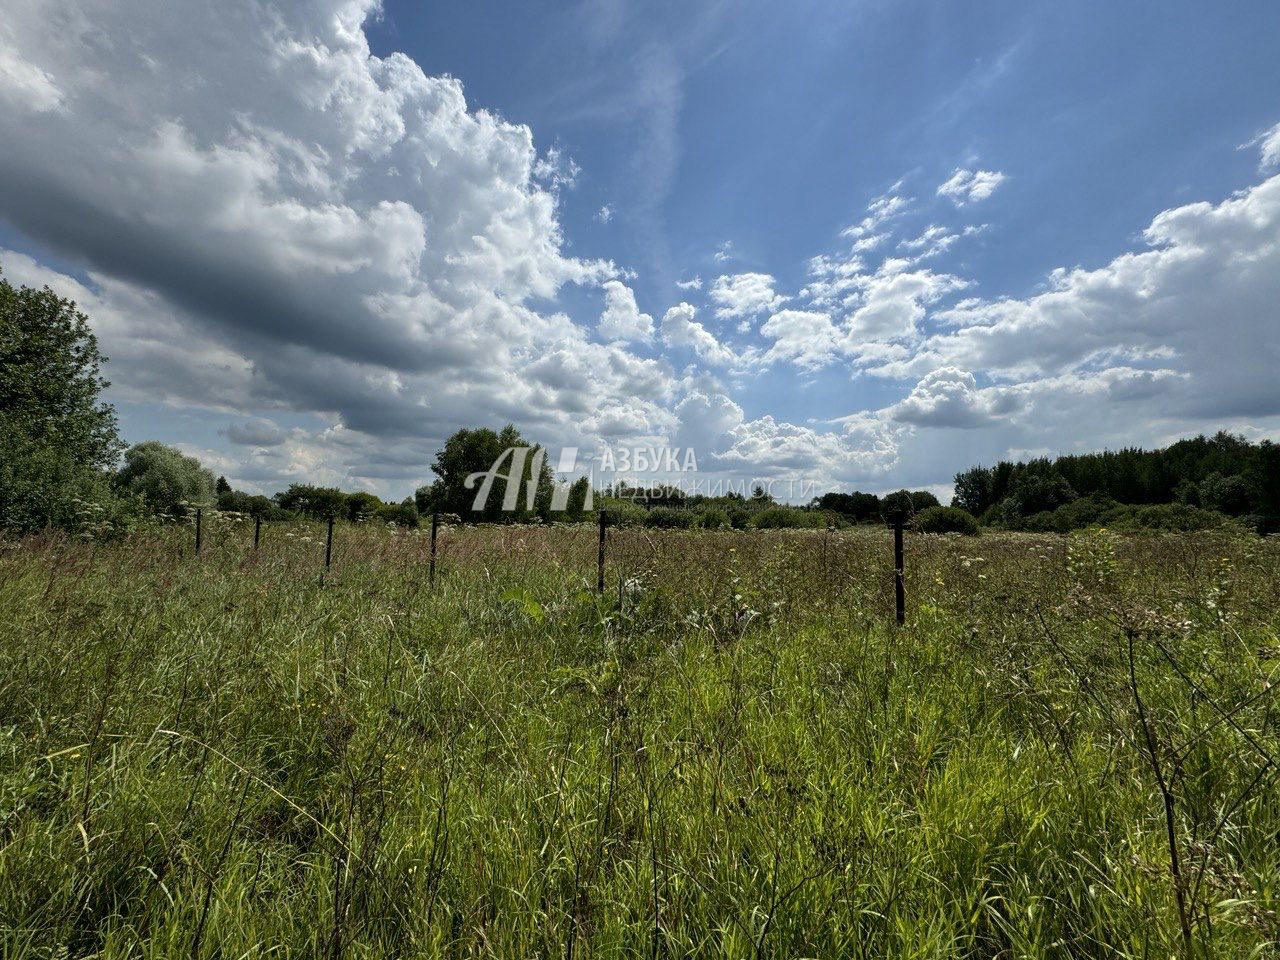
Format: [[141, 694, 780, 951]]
[[325, 514, 335, 571], [254, 514, 261, 550], [194, 507, 202, 554]]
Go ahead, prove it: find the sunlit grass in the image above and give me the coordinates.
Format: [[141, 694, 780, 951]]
[[0, 523, 1276, 957]]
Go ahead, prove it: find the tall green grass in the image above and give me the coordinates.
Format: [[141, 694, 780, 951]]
[[0, 523, 1276, 957]]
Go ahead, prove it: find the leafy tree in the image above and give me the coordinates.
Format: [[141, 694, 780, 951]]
[[880, 489, 940, 518], [346, 491, 384, 522], [417, 425, 552, 522], [815, 491, 881, 523], [0, 270, 123, 530], [215, 475, 232, 496], [951, 467, 994, 516], [275, 484, 348, 519], [1196, 472, 1251, 516], [114, 442, 215, 516]]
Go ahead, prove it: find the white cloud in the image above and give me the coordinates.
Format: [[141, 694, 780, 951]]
[[879, 172, 1280, 423], [660, 303, 736, 366], [887, 367, 1013, 428], [937, 168, 1007, 205], [841, 191, 911, 239], [709, 272, 786, 321], [898, 224, 960, 260], [760, 310, 840, 369], [596, 204, 614, 223], [1254, 122, 1280, 172], [597, 280, 654, 342], [676, 275, 703, 290]]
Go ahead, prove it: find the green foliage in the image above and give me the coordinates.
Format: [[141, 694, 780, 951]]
[[275, 483, 349, 519], [914, 505, 979, 535], [814, 491, 881, 523], [114, 441, 215, 516], [642, 506, 693, 529], [0, 269, 123, 531], [417, 425, 552, 522], [880, 488, 940, 518], [1104, 502, 1233, 532], [751, 506, 827, 529], [375, 499, 419, 528], [345, 491, 384, 522], [693, 507, 729, 529], [217, 489, 289, 520], [958, 432, 1280, 531], [598, 499, 647, 528]]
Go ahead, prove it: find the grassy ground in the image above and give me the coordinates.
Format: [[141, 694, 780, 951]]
[[0, 521, 1277, 958]]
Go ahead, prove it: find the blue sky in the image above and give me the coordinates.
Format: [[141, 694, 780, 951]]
[[2, 0, 1279, 500]]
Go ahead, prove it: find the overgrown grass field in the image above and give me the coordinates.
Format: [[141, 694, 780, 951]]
[[1, 521, 1277, 957]]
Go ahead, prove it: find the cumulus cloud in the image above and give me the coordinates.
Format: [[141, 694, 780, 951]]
[[597, 280, 655, 342], [937, 168, 1007, 205], [709, 272, 786, 322], [887, 367, 1013, 428], [760, 310, 840, 369], [659, 303, 736, 366], [879, 172, 1280, 422]]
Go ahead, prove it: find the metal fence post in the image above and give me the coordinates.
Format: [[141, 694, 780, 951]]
[[195, 507, 202, 554], [597, 510, 607, 593], [890, 511, 906, 625], [429, 511, 439, 586], [325, 514, 334, 570], [253, 514, 261, 550]]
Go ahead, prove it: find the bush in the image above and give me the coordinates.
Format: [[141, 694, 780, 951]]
[[1103, 503, 1232, 532], [599, 500, 647, 528], [1021, 496, 1118, 534], [914, 506, 979, 535], [375, 500, 419, 528], [751, 507, 827, 529], [694, 508, 730, 529], [643, 507, 693, 529], [727, 507, 751, 530]]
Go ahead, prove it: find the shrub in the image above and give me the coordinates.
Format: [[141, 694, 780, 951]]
[[643, 507, 693, 529], [694, 508, 729, 529], [1103, 503, 1232, 532], [376, 500, 420, 527], [751, 507, 827, 529], [599, 500, 647, 528], [914, 506, 979, 535]]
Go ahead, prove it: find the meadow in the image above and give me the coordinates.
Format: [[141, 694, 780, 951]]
[[0, 520, 1277, 958]]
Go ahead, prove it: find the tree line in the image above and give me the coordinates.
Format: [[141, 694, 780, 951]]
[[2, 266, 1274, 537]]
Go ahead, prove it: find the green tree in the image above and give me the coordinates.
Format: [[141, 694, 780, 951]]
[[275, 484, 348, 519], [416, 425, 552, 522], [346, 491, 384, 522], [114, 442, 215, 516], [0, 270, 123, 531], [881, 489, 940, 518]]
